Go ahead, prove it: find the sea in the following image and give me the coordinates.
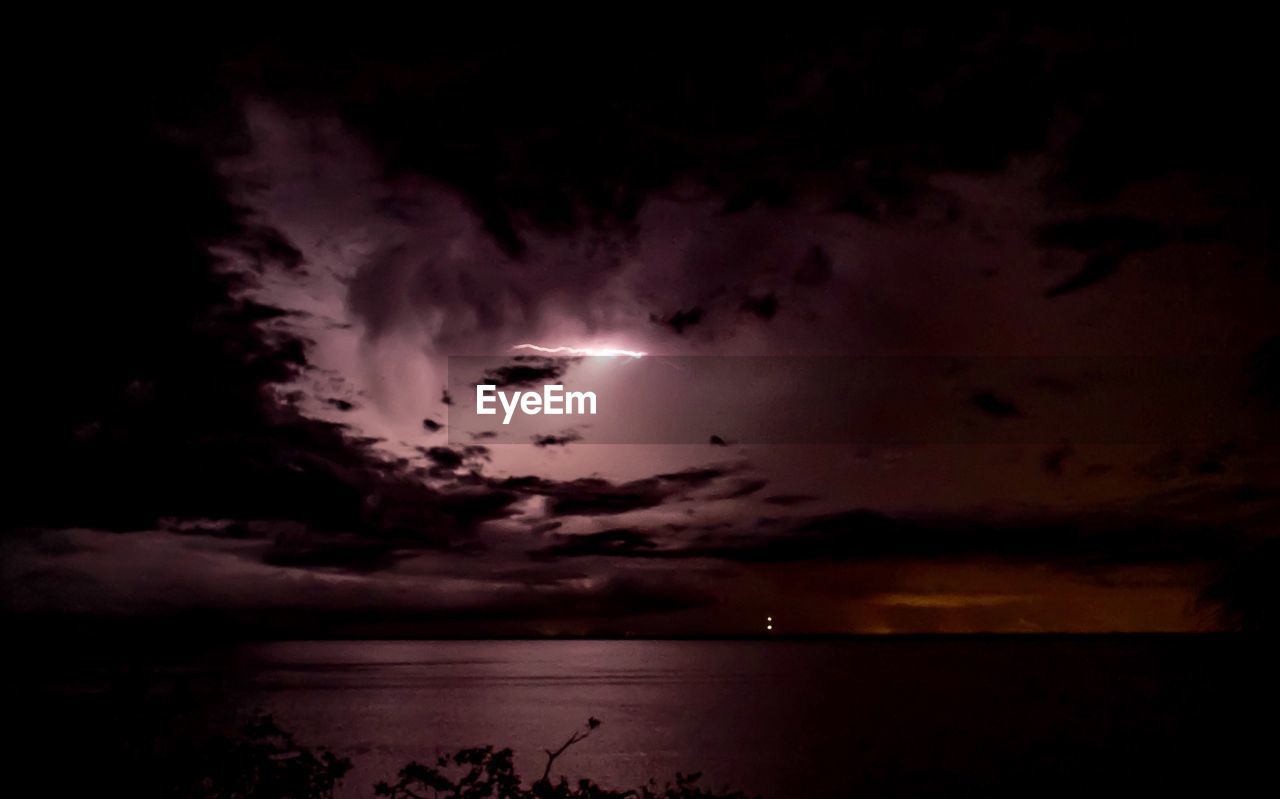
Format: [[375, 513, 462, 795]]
[[6, 637, 1274, 797]]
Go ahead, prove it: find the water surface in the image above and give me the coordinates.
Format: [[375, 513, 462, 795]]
[[222, 638, 1268, 797]]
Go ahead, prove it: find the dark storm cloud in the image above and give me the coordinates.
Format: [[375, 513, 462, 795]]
[[532, 430, 582, 448], [703, 478, 770, 501], [99, 16, 1269, 285], [763, 494, 819, 507], [4, 526, 716, 632], [13, 19, 1280, 635], [374, 483, 518, 542], [532, 528, 660, 560], [344, 245, 413, 340], [739, 293, 779, 321], [1045, 253, 1124, 298], [422, 446, 465, 470], [1203, 538, 1280, 631], [6, 35, 566, 558], [422, 418, 442, 432], [239, 24, 1068, 248], [650, 307, 704, 335], [200, 17, 1273, 350], [505, 573, 717, 620], [236, 300, 302, 324], [970, 391, 1023, 418], [1034, 210, 1202, 299], [10, 102, 377, 536], [213, 20, 1273, 414], [234, 224, 306, 273], [1137, 450, 1187, 482], [653, 466, 744, 486], [531, 506, 1253, 569], [417, 446, 491, 477], [499, 475, 669, 517], [759, 509, 1247, 566], [261, 531, 405, 573], [1034, 216, 1167, 253], [501, 464, 746, 517], [479, 357, 573, 389], [1030, 376, 1079, 394], [392, 572, 717, 628], [9, 68, 529, 552], [7, 529, 95, 557], [1247, 336, 1280, 408], [1134, 444, 1238, 483], [229, 18, 1091, 274], [1042, 444, 1074, 477], [1043, 25, 1274, 204], [793, 246, 834, 287]]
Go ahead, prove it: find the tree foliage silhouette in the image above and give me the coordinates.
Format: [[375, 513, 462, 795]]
[[373, 718, 753, 799], [176, 712, 352, 799]]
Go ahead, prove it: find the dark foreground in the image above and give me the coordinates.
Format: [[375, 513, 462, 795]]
[[4, 636, 1276, 798]]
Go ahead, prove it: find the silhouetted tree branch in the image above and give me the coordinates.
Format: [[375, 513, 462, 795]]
[[540, 717, 602, 784]]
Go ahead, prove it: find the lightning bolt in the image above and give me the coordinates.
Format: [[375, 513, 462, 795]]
[[512, 344, 646, 358]]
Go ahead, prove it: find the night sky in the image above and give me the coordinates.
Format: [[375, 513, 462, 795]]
[[7, 15, 1278, 636]]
